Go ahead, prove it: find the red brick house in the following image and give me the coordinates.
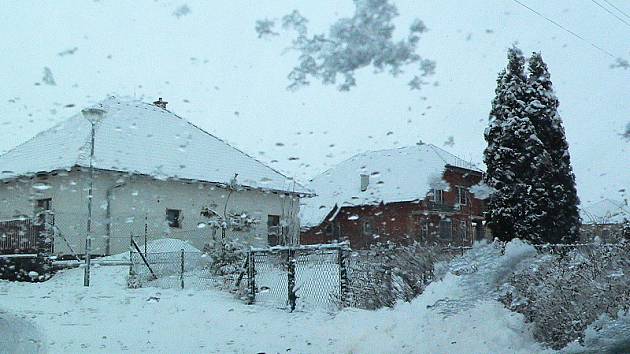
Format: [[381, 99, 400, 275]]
[[300, 144, 488, 249]]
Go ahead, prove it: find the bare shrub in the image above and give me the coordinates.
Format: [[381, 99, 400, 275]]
[[346, 242, 440, 310]]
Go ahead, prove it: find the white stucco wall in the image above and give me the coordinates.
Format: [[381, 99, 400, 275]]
[[0, 169, 301, 256]]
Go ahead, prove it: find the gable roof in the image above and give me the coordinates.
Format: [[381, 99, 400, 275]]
[[0, 97, 308, 194], [580, 199, 630, 225], [299, 144, 482, 227]]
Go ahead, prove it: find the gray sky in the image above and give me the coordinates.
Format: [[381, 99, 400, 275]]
[[0, 0, 628, 205]]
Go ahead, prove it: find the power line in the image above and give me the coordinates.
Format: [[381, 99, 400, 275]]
[[591, 0, 630, 29], [510, 0, 617, 59], [602, 0, 630, 20]]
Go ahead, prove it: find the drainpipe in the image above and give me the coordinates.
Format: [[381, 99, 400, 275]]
[[105, 181, 126, 255]]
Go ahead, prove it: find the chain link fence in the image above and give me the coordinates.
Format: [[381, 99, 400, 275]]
[[247, 245, 347, 311], [127, 235, 216, 290]]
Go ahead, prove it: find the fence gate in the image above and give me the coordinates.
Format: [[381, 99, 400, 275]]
[[247, 245, 348, 311]]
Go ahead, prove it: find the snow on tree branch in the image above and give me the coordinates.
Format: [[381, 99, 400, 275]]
[[256, 0, 434, 91], [610, 57, 629, 70], [255, 19, 278, 38]]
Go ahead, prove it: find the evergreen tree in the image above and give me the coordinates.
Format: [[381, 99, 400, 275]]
[[483, 47, 551, 243], [525, 52, 581, 243]]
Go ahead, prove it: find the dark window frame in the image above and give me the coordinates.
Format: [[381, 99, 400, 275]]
[[430, 188, 444, 204], [267, 214, 281, 246], [457, 186, 468, 205], [166, 208, 182, 228], [439, 219, 452, 239], [35, 198, 52, 212]]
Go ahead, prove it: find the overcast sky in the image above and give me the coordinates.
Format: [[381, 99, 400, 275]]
[[0, 0, 628, 205]]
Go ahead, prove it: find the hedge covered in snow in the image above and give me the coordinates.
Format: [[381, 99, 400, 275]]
[[501, 241, 630, 349]]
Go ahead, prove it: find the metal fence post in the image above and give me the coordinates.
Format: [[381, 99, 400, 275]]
[[129, 234, 133, 277], [287, 248, 297, 312], [83, 237, 91, 287], [180, 248, 185, 290], [247, 251, 256, 304], [144, 215, 148, 257], [338, 247, 348, 308]]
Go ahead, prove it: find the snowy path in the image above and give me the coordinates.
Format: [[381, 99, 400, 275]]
[[0, 309, 45, 354]]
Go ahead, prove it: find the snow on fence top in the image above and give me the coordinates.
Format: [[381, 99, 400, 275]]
[[300, 144, 482, 227], [0, 97, 308, 195]]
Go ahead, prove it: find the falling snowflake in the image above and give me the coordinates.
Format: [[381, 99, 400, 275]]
[[42, 67, 56, 85], [173, 4, 191, 18]]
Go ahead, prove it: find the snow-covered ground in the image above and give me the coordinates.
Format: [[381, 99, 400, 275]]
[[0, 243, 540, 353], [1, 241, 624, 353], [0, 309, 45, 354]]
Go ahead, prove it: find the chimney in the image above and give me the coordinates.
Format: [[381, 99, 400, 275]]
[[360, 174, 369, 192], [153, 97, 168, 110]]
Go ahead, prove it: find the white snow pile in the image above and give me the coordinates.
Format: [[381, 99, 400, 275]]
[[103, 237, 202, 262]]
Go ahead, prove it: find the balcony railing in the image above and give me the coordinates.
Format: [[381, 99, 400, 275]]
[[425, 201, 458, 213]]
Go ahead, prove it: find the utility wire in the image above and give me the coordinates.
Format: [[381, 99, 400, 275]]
[[510, 0, 617, 59], [591, 0, 630, 29], [602, 0, 630, 20]]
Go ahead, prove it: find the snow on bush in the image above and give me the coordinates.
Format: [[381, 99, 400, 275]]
[[501, 241, 630, 349], [204, 237, 246, 277], [421, 239, 629, 351]]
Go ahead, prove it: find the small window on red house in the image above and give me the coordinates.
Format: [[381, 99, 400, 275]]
[[457, 186, 468, 205], [430, 189, 444, 204]]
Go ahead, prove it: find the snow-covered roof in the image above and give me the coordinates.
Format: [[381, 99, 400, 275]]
[[580, 199, 630, 225], [0, 97, 308, 194], [300, 144, 482, 227]]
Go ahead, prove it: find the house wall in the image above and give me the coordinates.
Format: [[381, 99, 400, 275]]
[[0, 169, 300, 256], [301, 167, 486, 249]]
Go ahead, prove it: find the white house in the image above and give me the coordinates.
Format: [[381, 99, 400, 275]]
[[0, 97, 310, 256]]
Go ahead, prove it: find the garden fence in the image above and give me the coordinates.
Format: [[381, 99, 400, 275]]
[[246, 244, 349, 311]]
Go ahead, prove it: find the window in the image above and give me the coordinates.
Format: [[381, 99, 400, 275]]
[[166, 209, 181, 228], [457, 186, 468, 205], [35, 198, 52, 212], [439, 219, 452, 239], [35, 198, 52, 224], [413, 215, 429, 241], [267, 214, 281, 246], [430, 188, 444, 204], [362, 220, 375, 237], [459, 220, 468, 241], [325, 222, 342, 241]]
